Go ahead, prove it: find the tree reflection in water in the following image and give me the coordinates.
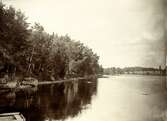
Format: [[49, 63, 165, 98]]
[[0, 78, 98, 121]]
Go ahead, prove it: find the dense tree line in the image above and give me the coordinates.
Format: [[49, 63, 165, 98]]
[[0, 2, 101, 81]]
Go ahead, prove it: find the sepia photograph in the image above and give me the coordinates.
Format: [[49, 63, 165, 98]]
[[0, 0, 167, 121]]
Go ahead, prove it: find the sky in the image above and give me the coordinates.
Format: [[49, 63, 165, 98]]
[[3, 0, 166, 68]]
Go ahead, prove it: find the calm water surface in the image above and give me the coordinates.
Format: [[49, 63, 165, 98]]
[[0, 75, 167, 121]]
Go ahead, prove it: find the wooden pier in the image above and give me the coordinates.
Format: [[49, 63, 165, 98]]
[[38, 77, 86, 85]]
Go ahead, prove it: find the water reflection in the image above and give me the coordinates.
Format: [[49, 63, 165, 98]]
[[0, 78, 97, 121], [0, 91, 16, 108]]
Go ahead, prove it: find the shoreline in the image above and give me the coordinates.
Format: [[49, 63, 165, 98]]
[[0, 75, 97, 91]]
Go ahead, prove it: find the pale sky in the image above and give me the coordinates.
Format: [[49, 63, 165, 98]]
[[3, 0, 166, 68]]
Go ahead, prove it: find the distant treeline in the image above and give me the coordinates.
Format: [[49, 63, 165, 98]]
[[0, 2, 102, 81], [104, 67, 166, 75]]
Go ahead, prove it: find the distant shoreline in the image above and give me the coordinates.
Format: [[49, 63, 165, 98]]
[[103, 66, 166, 76], [103, 73, 167, 77]]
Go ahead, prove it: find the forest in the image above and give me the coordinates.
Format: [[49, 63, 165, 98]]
[[0, 2, 102, 82]]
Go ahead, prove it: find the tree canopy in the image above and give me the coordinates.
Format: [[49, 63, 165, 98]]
[[0, 2, 101, 81]]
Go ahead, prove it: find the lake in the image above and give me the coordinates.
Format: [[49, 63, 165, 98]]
[[0, 75, 167, 121]]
